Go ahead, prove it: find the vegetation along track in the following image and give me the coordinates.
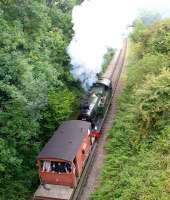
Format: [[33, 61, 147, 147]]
[[79, 39, 127, 200]]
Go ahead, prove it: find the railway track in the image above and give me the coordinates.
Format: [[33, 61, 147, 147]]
[[78, 39, 127, 200], [33, 39, 127, 200]]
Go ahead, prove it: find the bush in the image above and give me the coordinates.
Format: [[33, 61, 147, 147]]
[[136, 69, 170, 137]]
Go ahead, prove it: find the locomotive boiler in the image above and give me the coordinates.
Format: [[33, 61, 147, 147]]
[[78, 77, 112, 132]]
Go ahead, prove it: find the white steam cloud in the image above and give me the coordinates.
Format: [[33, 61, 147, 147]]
[[67, 0, 170, 87]]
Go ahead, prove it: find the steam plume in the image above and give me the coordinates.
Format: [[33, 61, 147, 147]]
[[67, 0, 170, 87]]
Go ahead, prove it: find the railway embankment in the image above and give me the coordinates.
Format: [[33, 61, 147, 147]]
[[91, 18, 170, 200]]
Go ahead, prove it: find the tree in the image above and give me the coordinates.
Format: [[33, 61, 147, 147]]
[[0, 0, 81, 199]]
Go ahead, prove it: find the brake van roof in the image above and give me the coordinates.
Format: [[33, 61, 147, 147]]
[[37, 120, 91, 162]]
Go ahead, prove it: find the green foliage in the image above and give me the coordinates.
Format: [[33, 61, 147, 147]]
[[91, 17, 170, 200], [137, 69, 170, 136], [131, 18, 170, 55], [48, 89, 77, 121], [130, 19, 147, 43], [102, 48, 115, 73], [41, 88, 82, 138], [0, 0, 81, 199], [146, 19, 170, 54], [127, 53, 170, 88]]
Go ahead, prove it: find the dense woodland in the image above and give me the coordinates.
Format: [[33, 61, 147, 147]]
[[1, 1, 170, 200], [0, 0, 82, 199], [91, 18, 170, 199]]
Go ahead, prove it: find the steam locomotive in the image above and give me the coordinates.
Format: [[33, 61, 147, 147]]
[[78, 77, 112, 132]]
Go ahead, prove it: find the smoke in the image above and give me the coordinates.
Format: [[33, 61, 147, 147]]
[[67, 0, 170, 87]]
